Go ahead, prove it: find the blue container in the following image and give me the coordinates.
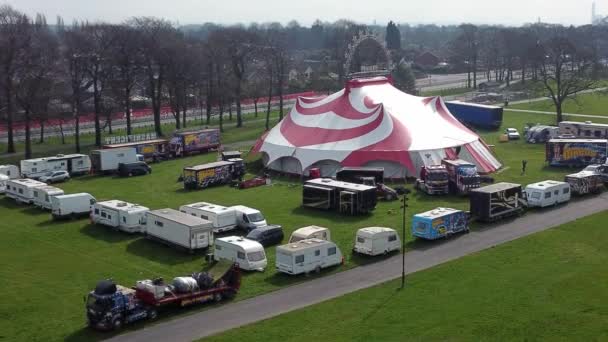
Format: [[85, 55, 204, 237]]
[[445, 101, 503, 129], [411, 207, 469, 240]]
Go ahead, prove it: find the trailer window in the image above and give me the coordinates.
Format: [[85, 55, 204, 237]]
[[247, 251, 265, 262], [101, 212, 107, 218], [215, 245, 222, 250], [531, 192, 541, 199], [123, 217, 127, 223], [544, 192, 551, 199], [90, 199, 96, 205], [237, 251, 245, 259], [295, 255, 304, 263], [34, 191, 38, 198], [388, 235, 397, 242], [18, 189, 23, 194], [563, 188, 570, 194], [155, 221, 164, 227], [201, 215, 208, 220], [554, 190, 558, 196], [357, 236, 365, 243], [415, 222, 427, 233], [315, 250, 320, 256], [94, 208, 99, 215], [328, 247, 337, 256]]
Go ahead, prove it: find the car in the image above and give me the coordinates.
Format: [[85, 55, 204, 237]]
[[38, 170, 70, 184], [246, 224, 284, 247], [505, 128, 520, 140], [118, 162, 151, 177]]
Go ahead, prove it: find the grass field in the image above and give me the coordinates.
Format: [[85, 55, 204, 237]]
[[511, 91, 608, 117], [204, 211, 608, 342], [0, 108, 605, 341]]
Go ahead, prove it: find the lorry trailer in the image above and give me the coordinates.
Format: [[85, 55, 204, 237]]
[[145, 209, 214, 252], [182, 160, 245, 190], [170, 128, 221, 157], [90, 148, 142, 174], [469, 182, 524, 222], [303, 178, 377, 215], [546, 139, 607, 167], [444, 101, 503, 129]]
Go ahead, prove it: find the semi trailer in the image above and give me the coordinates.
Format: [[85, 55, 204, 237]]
[[303, 178, 377, 215]]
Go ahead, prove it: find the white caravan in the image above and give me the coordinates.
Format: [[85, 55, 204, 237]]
[[20, 154, 90, 178], [32, 185, 65, 210], [525, 180, 571, 207], [353, 227, 401, 256], [0, 174, 8, 194], [0, 165, 20, 179], [5, 179, 47, 204], [179, 202, 267, 233], [214, 236, 267, 271], [51, 193, 96, 219], [288, 226, 331, 243], [91, 200, 150, 233], [276, 239, 343, 275], [90, 148, 140, 174], [145, 209, 214, 251]]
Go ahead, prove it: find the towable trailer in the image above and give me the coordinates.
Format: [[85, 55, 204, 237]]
[[103, 139, 170, 161], [20, 154, 91, 178], [170, 128, 221, 157], [182, 160, 245, 190], [303, 178, 377, 215], [565, 172, 604, 195], [546, 139, 607, 167], [469, 182, 524, 222]]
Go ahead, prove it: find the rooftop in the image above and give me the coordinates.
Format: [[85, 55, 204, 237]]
[[148, 208, 211, 226], [278, 238, 332, 252], [471, 182, 522, 194]]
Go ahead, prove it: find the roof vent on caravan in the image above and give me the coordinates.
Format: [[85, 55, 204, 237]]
[[117, 202, 128, 207], [322, 178, 331, 183], [56, 154, 65, 157]]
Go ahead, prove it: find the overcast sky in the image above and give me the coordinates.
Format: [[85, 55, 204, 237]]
[[5, 0, 604, 26]]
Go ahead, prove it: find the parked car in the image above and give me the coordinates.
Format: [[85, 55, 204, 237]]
[[39, 170, 70, 184], [118, 162, 151, 177], [246, 224, 284, 247], [505, 128, 520, 140]]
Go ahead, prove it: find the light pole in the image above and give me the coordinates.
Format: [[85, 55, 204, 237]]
[[400, 188, 410, 289]]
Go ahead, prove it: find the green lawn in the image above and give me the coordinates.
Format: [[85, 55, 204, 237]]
[[204, 211, 608, 342], [510, 91, 608, 117], [0, 109, 604, 341]]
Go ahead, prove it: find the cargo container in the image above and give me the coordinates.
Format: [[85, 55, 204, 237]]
[[303, 178, 377, 215], [103, 139, 170, 161], [412, 207, 469, 240], [445, 101, 503, 129], [546, 139, 608, 167], [145, 209, 214, 251], [170, 128, 220, 157], [469, 182, 524, 222], [182, 160, 245, 190]]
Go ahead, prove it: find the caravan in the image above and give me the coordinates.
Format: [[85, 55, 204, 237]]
[[91, 200, 150, 233], [0, 174, 8, 194], [276, 239, 343, 275], [51, 193, 96, 219], [20, 154, 91, 178], [145, 209, 214, 251], [524, 180, 571, 207], [353, 227, 400, 256], [288, 226, 331, 243], [213, 236, 267, 271], [0, 165, 19, 179], [32, 185, 65, 210], [5, 179, 47, 204]]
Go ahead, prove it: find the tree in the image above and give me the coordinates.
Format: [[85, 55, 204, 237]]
[[452, 24, 479, 88], [386, 21, 401, 50], [392, 64, 417, 94]]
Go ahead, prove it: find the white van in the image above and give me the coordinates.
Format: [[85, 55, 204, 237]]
[[0, 174, 8, 194], [179, 202, 267, 233], [525, 180, 571, 207], [288, 226, 331, 243], [32, 185, 65, 210], [276, 239, 343, 275], [214, 236, 267, 271], [91, 200, 150, 233], [353, 227, 400, 256], [51, 193, 96, 219], [0, 165, 19, 179], [145, 209, 214, 251], [5, 179, 47, 204]]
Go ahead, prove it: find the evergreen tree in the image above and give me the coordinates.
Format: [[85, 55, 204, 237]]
[[386, 21, 401, 50], [392, 64, 416, 94]]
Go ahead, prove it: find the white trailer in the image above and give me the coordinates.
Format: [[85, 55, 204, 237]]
[[353, 227, 400, 256], [32, 185, 65, 210], [288, 226, 331, 243], [0, 165, 20, 179], [91, 200, 149, 233], [51, 193, 96, 219], [0, 174, 8, 194], [179, 202, 267, 233], [90, 148, 139, 174], [5, 179, 47, 204], [276, 239, 343, 275], [525, 180, 571, 208], [145, 209, 214, 251], [214, 236, 267, 271], [20, 154, 90, 178]]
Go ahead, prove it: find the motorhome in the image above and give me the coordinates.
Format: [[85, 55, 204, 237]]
[[51, 193, 96, 219], [214, 236, 267, 271], [0, 174, 8, 194], [5, 179, 47, 204], [353, 227, 400, 256], [90, 148, 141, 174], [559, 120, 608, 139], [91, 200, 150, 233], [179, 202, 267, 233], [276, 239, 343, 275], [145, 209, 214, 251], [524, 180, 571, 208], [0, 165, 19, 179], [20, 154, 91, 179], [32, 185, 65, 210], [288, 226, 331, 243]]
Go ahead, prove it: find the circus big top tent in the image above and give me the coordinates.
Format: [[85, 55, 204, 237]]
[[251, 77, 501, 178]]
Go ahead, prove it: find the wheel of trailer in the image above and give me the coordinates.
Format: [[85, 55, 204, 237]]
[[315, 265, 321, 274], [111, 317, 123, 331], [223, 290, 236, 300], [147, 308, 158, 320], [214, 292, 223, 303], [383, 249, 388, 256], [128, 172, 133, 177]]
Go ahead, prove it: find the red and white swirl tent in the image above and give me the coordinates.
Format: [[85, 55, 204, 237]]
[[252, 77, 501, 178]]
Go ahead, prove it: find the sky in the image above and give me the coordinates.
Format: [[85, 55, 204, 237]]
[[4, 0, 604, 27]]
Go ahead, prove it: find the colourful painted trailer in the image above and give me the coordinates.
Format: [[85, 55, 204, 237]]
[[411, 207, 469, 240], [546, 139, 608, 167], [103, 139, 170, 161], [170, 128, 221, 157]]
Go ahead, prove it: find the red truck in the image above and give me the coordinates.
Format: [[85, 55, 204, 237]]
[[85, 262, 240, 331]]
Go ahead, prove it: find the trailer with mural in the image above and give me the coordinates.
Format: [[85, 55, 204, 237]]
[[565, 171, 604, 196], [546, 139, 608, 167], [182, 159, 245, 190], [170, 128, 221, 157], [411, 207, 469, 240]]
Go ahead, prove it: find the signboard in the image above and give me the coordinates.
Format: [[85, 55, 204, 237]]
[[104, 133, 158, 145], [548, 141, 607, 166]]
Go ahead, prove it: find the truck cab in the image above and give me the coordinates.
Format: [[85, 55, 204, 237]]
[[442, 159, 481, 195], [416, 165, 449, 195], [233, 205, 267, 232], [86, 281, 153, 331]]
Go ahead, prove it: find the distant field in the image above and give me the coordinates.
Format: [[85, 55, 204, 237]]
[[204, 211, 608, 342], [421, 86, 472, 97], [511, 91, 608, 117]]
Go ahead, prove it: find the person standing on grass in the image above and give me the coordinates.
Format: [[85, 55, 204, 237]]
[[521, 160, 528, 175]]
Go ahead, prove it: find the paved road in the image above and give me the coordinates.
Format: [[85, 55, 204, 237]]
[[107, 193, 608, 342]]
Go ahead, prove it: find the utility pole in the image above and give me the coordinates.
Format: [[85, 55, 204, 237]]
[[401, 188, 410, 289]]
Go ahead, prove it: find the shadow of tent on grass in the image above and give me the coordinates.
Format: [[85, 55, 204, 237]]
[[125, 237, 206, 266]]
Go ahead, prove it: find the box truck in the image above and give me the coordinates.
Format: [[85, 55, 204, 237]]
[[524, 180, 571, 207], [179, 202, 267, 233], [353, 227, 400, 255], [303, 178, 377, 215], [20, 154, 91, 178], [170, 128, 221, 157], [32, 185, 65, 210], [214, 236, 267, 271], [90, 148, 141, 174], [91, 200, 150, 233], [182, 160, 245, 190], [546, 139, 608, 167], [469, 182, 524, 222], [145, 209, 214, 252], [51, 193, 96, 219], [5, 179, 47, 204], [276, 239, 343, 275], [412, 207, 469, 240]]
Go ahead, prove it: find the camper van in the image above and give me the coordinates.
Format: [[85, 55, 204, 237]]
[[179, 202, 267, 233], [5, 179, 47, 204], [32, 185, 65, 210], [524, 180, 571, 208], [51, 193, 96, 219], [0, 174, 8, 194], [353, 227, 400, 256], [145, 209, 214, 251], [20, 154, 91, 178], [276, 239, 343, 275], [91, 200, 150, 233], [214, 236, 267, 271], [288, 226, 331, 243], [412, 207, 469, 240], [0, 165, 19, 179]]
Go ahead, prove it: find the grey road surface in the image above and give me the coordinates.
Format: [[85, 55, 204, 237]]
[[106, 193, 608, 342]]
